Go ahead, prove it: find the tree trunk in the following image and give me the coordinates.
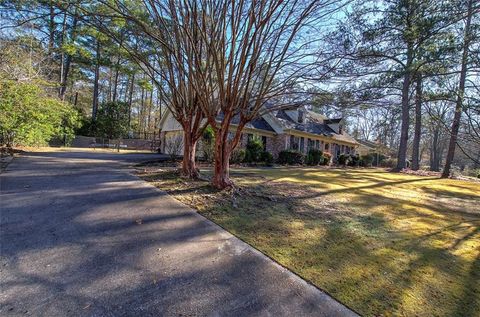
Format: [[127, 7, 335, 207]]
[[430, 128, 440, 171], [112, 66, 120, 102], [48, 2, 55, 61], [140, 83, 145, 136], [211, 123, 235, 189], [212, 137, 233, 189], [128, 73, 135, 128], [395, 65, 412, 170], [442, 0, 473, 178], [181, 131, 199, 179], [92, 40, 101, 121], [411, 74, 422, 170], [59, 13, 78, 100]]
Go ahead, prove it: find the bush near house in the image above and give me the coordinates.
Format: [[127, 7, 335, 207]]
[[277, 150, 304, 165], [348, 154, 361, 167], [202, 126, 215, 162], [305, 149, 323, 166], [372, 153, 387, 166], [380, 157, 397, 168], [321, 152, 331, 165], [361, 154, 374, 167], [260, 151, 274, 166], [244, 138, 264, 163], [230, 148, 246, 164], [338, 153, 350, 166]]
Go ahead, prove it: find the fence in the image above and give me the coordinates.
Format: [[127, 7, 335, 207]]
[[71, 135, 161, 151]]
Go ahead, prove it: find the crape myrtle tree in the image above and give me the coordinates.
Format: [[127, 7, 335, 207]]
[[180, 0, 347, 189], [76, 0, 209, 178], [77, 0, 347, 187]]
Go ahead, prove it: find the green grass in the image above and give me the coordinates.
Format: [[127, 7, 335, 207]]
[[140, 167, 480, 317]]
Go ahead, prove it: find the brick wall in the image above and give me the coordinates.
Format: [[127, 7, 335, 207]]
[[269, 134, 287, 158]]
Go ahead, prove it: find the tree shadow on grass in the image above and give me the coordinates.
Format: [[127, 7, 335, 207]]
[[205, 170, 480, 316]]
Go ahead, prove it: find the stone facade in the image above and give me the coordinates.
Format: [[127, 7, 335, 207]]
[[268, 134, 287, 158]]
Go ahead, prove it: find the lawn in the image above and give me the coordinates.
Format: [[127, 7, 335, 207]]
[[139, 166, 480, 317]]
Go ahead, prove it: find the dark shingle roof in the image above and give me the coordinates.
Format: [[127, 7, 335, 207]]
[[216, 113, 275, 132], [274, 110, 357, 144], [324, 118, 343, 124]]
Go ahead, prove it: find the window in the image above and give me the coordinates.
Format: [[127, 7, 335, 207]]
[[300, 137, 305, 153], [289, 135, 299, 150], [247, 133, 254, 142], [325, 143, 329, 152], [262, 136, 267, 151], [307, 139, 315, 151], [315, 140, 320, 149]]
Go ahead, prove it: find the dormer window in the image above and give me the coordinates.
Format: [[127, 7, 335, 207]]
[[339, 124, 343, 134]]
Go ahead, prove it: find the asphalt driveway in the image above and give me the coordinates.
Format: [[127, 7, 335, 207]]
[[0, 150, 357, 316]]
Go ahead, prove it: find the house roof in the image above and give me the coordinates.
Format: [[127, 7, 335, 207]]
[[160, 106, 357, 145], [274, 110, 358, 145], [356, 139, 378, 149], [216, 113, 275, 132], [324, 118, 343, 124]]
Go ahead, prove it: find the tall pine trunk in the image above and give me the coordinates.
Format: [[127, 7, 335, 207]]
[[430, 129, 440, 171], [127, 73, 135, 128], [48, 2, 55, 62], [395, 44, 413, 171], [411, 74, 422, 170], [59, 13, 78, 100], [92, 40, 101, 121], [442, 0, 473, 178]]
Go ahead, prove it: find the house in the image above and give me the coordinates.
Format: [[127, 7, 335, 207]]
[[355, 138, 394, 157], [355, 139, 378, 156], [158, 106, 359, 160]]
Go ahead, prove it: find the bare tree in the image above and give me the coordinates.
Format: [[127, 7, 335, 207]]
[[181, 0, 344, 188], [76, 0, 209, 178]]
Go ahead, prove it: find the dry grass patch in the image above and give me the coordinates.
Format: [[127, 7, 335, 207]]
[[139, 166, 480, 317]]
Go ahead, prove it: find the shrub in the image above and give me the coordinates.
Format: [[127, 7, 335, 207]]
[[277, 150, 304, 165], [305, 149, 323, 166], [338, 154, 349, 166], [321, 152, 331, 165], [260, 151, 274, 166], [347, 154, 361, 166], [372, 153, 387, 166], [95, 101, 130, 139], [244, 138, 264, 163], [202, 126, 215, 162], [164, 134, 183, 161], [230, 148, 246, 164], [0, 80, 81, 147], [361, 154, 374, 167], [380, 158, 397, 168]]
